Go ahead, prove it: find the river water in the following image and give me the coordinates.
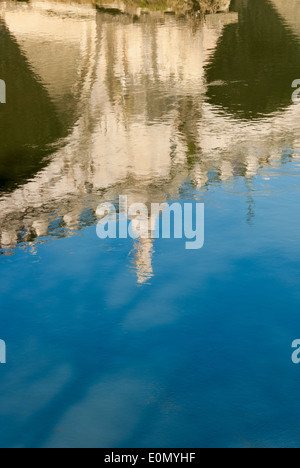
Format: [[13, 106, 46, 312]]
[[0, 0, 300, 448]]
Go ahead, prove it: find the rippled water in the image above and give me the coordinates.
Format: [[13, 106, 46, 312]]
[[0, 0, 300, 448]]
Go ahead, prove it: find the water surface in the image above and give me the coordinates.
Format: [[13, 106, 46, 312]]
[[0, 0, 300, 448]]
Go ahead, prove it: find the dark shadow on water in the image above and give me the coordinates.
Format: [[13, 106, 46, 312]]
[[0, 21, 66, 193], [205, 0, 300, 119]]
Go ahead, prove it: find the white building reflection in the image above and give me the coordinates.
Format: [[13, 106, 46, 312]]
[[0, 1, 299, 283]]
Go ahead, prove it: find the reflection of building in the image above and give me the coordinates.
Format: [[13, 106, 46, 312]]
[[132, 238, 154, 285], [0, 1, 300, 282], [0, 2, 239, 284], [270, 0, 300, 39]]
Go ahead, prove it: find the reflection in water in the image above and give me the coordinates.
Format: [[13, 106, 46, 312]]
[[1, 0, 300, 449], [0, 0, 300, 284], [271, 0, 300, 38], [0, 16, 65, 191], [206, 0, 300, 117], [131, 238, 155, 284]]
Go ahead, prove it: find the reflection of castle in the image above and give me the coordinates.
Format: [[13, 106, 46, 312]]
[[270, 0, 300, 39], [0, 1, 300, 283]]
